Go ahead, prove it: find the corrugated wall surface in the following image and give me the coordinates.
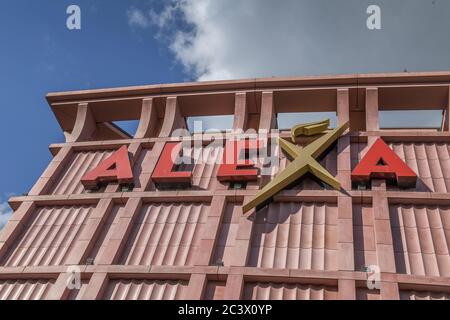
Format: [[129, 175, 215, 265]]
[[390, 204, 450, 277], [389, 143, 450, 192], [0, 280, 54, 300], [51, 150, 114, 195], [243, 282, 338, 300], [1, 205, 94, 267], [119, 203, 209, 266], [104, 279, 188, 300], [248, 202, 338, 270]]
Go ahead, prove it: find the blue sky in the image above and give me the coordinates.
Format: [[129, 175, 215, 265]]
[[1, 0, 450, 228], [0, 0, 187, 226]]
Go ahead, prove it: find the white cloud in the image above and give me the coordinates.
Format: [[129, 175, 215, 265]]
[[149, 3, 178, 29], [149, 0, 359, 80], [0, 201, 12, 230], [127, 7, 151, 28], [144, 0, 450, 81]]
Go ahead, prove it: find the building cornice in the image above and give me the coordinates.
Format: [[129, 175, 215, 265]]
[[46, 71, 450, 104]]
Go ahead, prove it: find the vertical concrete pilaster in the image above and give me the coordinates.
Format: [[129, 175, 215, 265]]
[[337, 89, 351, 190], [366, 88, 379, 132], [366, 88, 379, 148], [233, 92, 248, 132], [185, 274, 208, 300], [135, 98, 158, 139], [223, 274, 244, 300], [96, 197, 143, 265], [444, 86, 450, 131], [229, 197, 254, 267], [45, 272, 74, 300], [66, 103, 96, 143], [64, 198, 115, 265], [195, 196, 227, 266], [81, 272, 108, 300], [338, 279, 356, 300], [223, 197, 255, 301], [337, 196, 354, 271], [372, 180, 398, 299], [259, 92, 276, 133], [159, 96, 185, 138]]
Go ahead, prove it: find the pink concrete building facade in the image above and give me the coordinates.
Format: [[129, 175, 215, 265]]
[[1, 72, 450, 300]]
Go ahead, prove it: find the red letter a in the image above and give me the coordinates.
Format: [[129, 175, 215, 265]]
[[81, 145, 133, 188], [351, 138, 417, 187]]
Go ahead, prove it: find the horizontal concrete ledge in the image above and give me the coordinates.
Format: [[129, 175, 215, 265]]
[[47, 130, 450, 154], [9, 190, 450, 210], [387, 192, 450, 205], [0, 265, 365, 283], [8, 192, 213, 210], [391, 274, 450, 291], [2, 265, 450, 291]]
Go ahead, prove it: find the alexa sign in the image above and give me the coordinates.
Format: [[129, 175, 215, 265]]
[[81, 120, 417, 212]]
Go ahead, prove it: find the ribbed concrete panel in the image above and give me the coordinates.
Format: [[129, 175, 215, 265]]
[[272, 145, 337, 190], [353, 204, 377, 271], [119, 203, 209, 266], [86, 205, 124, 264], [356, 288, 380, 300], [104, 279, 187, 300], [248, 202, 338, 270], [390, 143, 450, 192], [390, 204, 450, 277], [1, 206, 94, 267], [243, 283, 338, 300], [51, 150, 114, 195], [0, 280, 54, 300], [212, 203, 240, 266], [204, 281, 226, 300], [400, 290, 450, 300]]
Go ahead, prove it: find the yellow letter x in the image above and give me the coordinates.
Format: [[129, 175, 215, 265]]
[[242, 119, 349, 213]]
